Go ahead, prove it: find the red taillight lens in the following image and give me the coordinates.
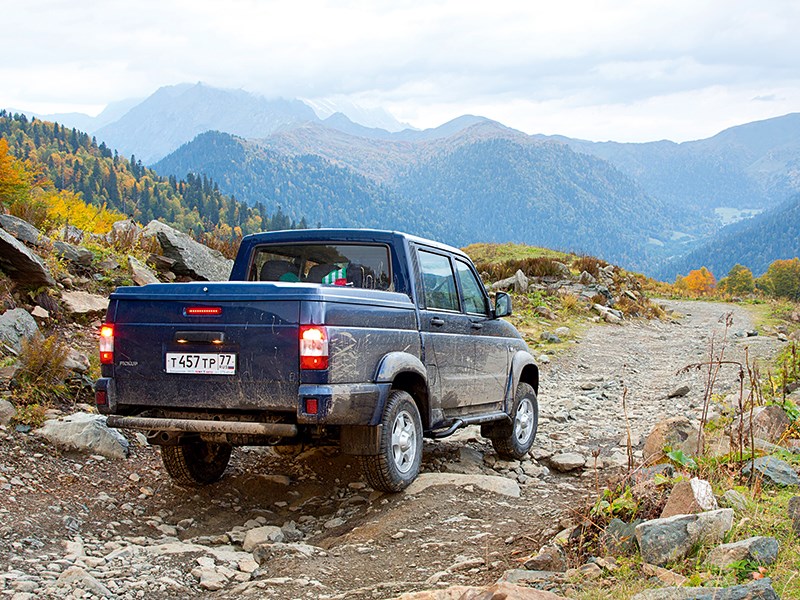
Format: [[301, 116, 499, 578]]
[[95, 389, 108, 406], [305, 398, 319, 414], [99, 325, 114, 365], [299, 325, 328, 370], [185, 306, 223, 316]]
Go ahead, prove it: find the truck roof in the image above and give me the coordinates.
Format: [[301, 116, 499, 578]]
[[240, 228, 469, 259]]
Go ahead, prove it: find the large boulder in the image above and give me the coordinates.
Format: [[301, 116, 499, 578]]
[[142, 220, 232, 281], [107, 219, 142, 246], [630, 578, 778, 600], [635, 508, 734, 566], [706, 536, 779, 568], [36, 412, 129, 459], [0, 308, 40, 354], [0, 229, 56, 289], [742, 456, 800, 487], [643, 416, 703, 465]]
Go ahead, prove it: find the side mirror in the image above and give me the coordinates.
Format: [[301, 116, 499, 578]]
[[494, 292, 512, 318]]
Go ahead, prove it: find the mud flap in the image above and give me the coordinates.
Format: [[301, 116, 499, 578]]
[[340, 424, 382, 455]]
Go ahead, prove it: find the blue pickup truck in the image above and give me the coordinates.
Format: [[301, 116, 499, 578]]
[[96, 229, 539, 491]]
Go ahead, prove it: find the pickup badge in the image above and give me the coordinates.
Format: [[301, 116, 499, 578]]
[[118, 361, 138, 367]]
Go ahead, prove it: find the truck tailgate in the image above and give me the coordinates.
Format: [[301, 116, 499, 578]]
[[108, 286, 300, 412]]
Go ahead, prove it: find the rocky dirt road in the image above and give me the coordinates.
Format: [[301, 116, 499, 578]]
[[0, 300, 784, 599]]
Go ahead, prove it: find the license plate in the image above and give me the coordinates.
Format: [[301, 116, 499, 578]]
[[165, 352, 237, 375]]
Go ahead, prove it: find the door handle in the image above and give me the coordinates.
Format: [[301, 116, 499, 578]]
[[470, 321, 484, 330], [430, 317, 445, 327]]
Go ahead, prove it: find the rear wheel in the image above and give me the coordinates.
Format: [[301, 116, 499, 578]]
[[361, 390, 423, 492], [483, 382, 538, 460], [161, 439, 232, 485]]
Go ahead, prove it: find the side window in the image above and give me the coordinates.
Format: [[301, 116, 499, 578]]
[[418, 250, 459, 312], [455, 260, 489, 315]]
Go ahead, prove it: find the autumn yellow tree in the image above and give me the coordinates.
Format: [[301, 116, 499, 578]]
[[757, 258, 800, 300], [0, 138, 32, 206], [678, 267, 717, 296], [718, 264, 755, 297]]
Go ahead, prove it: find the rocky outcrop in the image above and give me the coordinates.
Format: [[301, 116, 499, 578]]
[[36, 412, 130, 459], [0, 308, 40, 353], [143, 220, 232, 281]]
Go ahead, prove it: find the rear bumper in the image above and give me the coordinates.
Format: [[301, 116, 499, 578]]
[[297, 382, 391, 425], [106, 415, 298, 437], [96, 377, 392, 427]]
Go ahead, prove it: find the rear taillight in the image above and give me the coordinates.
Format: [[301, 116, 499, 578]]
[[99, 324, 114, 364], [95, 389, 108, 406], [299, 325, 328, 370]]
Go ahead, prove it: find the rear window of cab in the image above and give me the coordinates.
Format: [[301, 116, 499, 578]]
[[248, 243, 393, 291]]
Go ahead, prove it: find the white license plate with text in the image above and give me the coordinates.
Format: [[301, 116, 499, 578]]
[[165, 352, 236, 375]]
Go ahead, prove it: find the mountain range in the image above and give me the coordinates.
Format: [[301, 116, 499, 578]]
[[7, 83, 800, 279]]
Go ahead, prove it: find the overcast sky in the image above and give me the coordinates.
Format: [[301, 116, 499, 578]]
[[2, 0, 799, 142]]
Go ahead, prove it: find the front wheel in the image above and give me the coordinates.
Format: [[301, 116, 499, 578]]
[[361, 390, 423, 492], [483, 382, 538, 460], [161, 439, 232, 485]]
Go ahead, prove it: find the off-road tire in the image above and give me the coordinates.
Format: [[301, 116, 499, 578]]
[[483, 382, 538, 460], [161, 440, 232, 485], [361, 390, 423, 492]]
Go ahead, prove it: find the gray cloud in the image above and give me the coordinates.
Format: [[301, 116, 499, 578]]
[[2, 0, 799, 141]]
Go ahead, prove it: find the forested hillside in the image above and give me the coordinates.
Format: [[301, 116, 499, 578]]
[[660, 192, 800, 279], [0, 111, 304, 236], [155, 129, 675, 270], [153, 130, 442, 238], [393, 137, 672, 268]]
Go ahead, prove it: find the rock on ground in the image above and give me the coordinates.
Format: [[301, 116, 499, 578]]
[[0, 229, 56, 289], [643, 416, 703, 464], [0, 308, 39, 353], [36, 412, 130, 459], [404, 472, 521, 498], [660, 477, 718, 518], [61, 291, 109, 316], [394, 582, 566, 599], [743, 456, 800, 487], [705, 536, 779, 568], [0, 398, 15, 425], [630, 577, 779, 599], [635, 509, 734, 567], [547, 452, 586, 472], [127, 255, 160, 286]]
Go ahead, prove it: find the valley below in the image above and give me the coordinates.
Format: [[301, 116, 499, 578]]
[[0, 299, 787, 600]]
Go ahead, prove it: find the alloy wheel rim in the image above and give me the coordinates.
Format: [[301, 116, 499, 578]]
[[391, 410, 417, 473], [514, 398, 535, 444]]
